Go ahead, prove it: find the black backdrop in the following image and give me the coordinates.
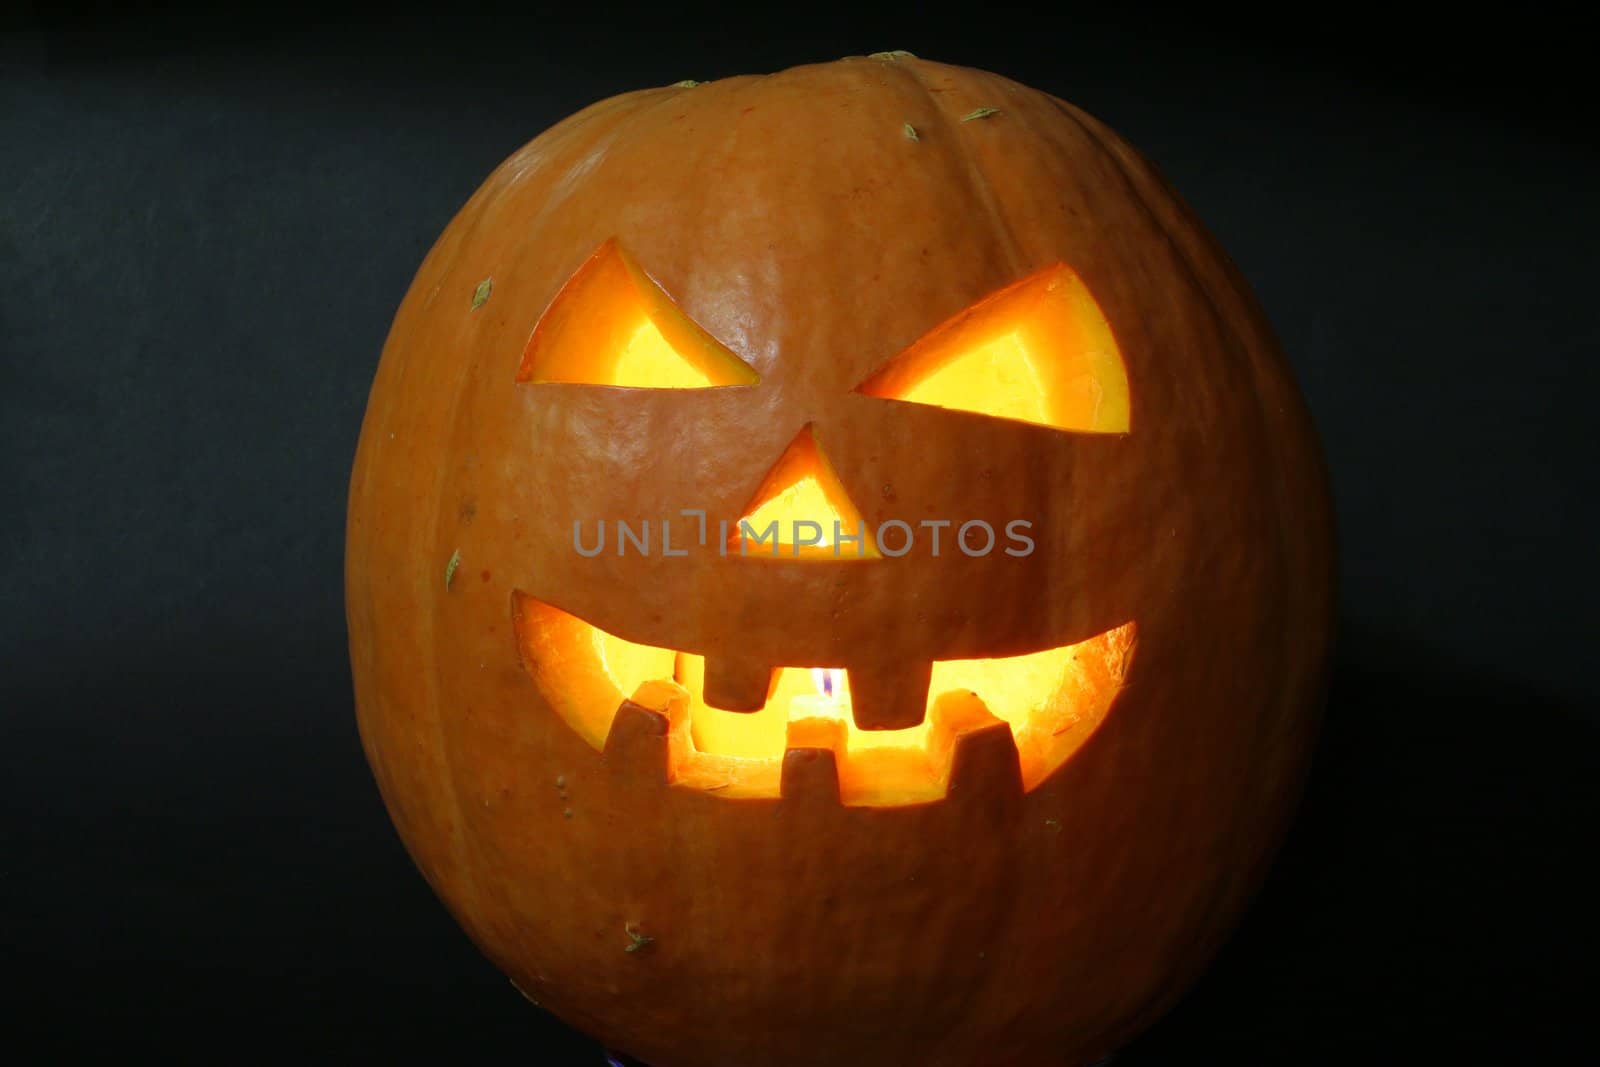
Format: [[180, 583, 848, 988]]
[[4, 6, 1597, 1063]]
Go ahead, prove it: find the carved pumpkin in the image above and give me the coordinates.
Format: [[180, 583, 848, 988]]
[[346, 54, 1335, 1067]]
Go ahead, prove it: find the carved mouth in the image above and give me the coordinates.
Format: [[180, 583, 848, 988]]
[[512, 593, 1134, 807]]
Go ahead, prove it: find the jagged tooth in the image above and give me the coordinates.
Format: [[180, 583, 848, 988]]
[[846, 660, 932, 730], [785, 713, 847, 754], [928, 688, 994, 739], [602, 680, 689, 787], [701, 655, 776, 711], [780, 748, 841, 804], [630, 678, 690, 729], [782, 716, 844, 803], [930, 690, 1023, 804]]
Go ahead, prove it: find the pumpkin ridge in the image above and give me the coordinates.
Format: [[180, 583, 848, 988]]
[[1053, 96, 1332, 1031], [421, 185, 505, 937], [899, 59, 1027, 277], [419, 88, 683, 937]]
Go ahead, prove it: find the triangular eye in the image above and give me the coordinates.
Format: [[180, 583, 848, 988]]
[[519, 239, 759, 388], [855, 263, 1129, 432]]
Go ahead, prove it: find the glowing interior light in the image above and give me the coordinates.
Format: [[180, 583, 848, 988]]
[[609, 318, 715, 389], [593, 626, 677, 708], [855, 262, 1130, 433], [519, 238, 760, 389], [786, 667, 851, 733], [741, 476, 848, 552], [730, 426, 880, 559], [513, 593, 1135, 806], [811, 667, 843, 701], [899, 331, 1049, 426]]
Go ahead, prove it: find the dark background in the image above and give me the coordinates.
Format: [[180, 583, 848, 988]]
[[4, 5, 1597, 1062]]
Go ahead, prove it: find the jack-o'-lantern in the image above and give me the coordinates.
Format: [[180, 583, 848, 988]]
[[347, 54, 1335, 1067]]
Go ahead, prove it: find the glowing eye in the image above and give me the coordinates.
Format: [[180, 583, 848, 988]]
[[519, 239, 759, 389], [855, 263, 1130, 433]]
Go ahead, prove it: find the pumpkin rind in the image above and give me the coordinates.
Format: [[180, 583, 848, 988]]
[[346, 55, 1335, 1067]]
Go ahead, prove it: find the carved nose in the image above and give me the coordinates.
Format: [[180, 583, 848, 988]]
[[725, 424, 879, 559], [704, 424, 898, 717]]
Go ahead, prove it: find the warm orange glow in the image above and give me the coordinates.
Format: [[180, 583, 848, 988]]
[[927, 646, 1107, 789], [901, 331, 1048, 426], [512, 593, 1134, 806], [680, 657, 819, 760], [609, 319, 715, 388], [520, 238, 759, 389], [857, 262, 1130, 433], [594, 626, 678, 709], [729, 425, 879, 559]]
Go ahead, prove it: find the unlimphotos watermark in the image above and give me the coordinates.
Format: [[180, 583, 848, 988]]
[[572, 510, 1035, 559]]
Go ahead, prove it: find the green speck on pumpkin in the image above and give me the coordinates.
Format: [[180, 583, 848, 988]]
[[903, 123, 919, 142], [444, 549, 461, 589], [869, 50, 916, 60], [471, 277, 492, 309], [624, 924, 655, 954], [961, 107, 1002, 122], [674, 79, 701, 88]]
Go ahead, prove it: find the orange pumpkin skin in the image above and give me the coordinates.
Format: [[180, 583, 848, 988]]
[[346, 55, 1336, 1067]]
